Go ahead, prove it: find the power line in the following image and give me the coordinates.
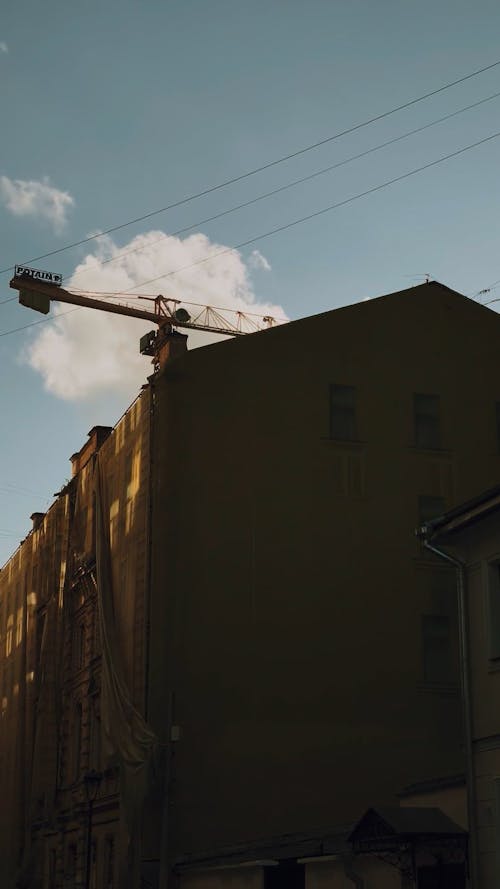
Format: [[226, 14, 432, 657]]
[[66, 89, 500, 286], [3, 128, 500, 339], [2, 56, 500, 277], [0, 307, 79, 338], [474, 277, 500, 299], [124, 128, 500, 293]]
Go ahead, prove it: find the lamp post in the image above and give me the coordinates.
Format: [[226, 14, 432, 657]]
[[83, 769, 102, 889]]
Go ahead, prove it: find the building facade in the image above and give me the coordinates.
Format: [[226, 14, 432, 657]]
[[0, 281, 499, 887], [0, 395, 152, 887]]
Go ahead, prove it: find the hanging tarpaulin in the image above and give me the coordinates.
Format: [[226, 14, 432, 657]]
[[94, 454, 158, 889]]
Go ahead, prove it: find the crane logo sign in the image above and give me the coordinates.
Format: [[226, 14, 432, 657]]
[[15, 265, 62, 286]]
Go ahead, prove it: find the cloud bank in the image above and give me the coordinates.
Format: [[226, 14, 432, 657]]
[[0, 175, 74, 233], [25, 230, 286, 400]]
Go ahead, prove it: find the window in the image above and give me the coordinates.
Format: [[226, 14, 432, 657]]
[[417, 863, 465, 888], [429, 570, 456, 614], [5, 615, 13, 658], [487, 564, 500, 660], [414, 393, 441, 449], [15, 607, 23, 647], [422, 615, 452, 683], [330, 384, 357, 441]]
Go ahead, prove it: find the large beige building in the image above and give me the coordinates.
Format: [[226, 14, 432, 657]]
[[1, 280, 499, 887]]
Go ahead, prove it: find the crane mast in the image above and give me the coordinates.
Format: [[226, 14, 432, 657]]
[[9, 267, 279, 371]]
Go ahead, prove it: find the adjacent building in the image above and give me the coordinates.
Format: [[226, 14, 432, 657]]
[[422, 483, 500, 888], [1, 281, 500, 887]]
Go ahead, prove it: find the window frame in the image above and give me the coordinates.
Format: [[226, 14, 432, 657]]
[[329, 383, 358, 442], [413, 392, 441, 450], [421, 613, 453, 684]]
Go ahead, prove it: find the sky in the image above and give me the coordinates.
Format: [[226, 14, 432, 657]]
[[1, 0, 500, 562]]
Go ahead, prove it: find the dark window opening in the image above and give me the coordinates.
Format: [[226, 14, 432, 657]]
[[418, 862, 465, 888], [414, 393, 441, 449], [330, 384, 357, 441], [422, 615, 453, 683]]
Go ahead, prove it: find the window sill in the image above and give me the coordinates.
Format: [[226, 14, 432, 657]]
[[417, 681, 459, 695], [320, 438, 367, 448], [407, 446, 452, 457]]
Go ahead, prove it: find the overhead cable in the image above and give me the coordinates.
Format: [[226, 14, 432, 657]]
[[125, 129, 500, 292], [2, 56, 500, 275], [66, 88, 500, 285], [3, 128, 500, 338]]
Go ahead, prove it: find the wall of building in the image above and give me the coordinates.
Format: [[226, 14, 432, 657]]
[[305, 856, 399, 889], [2, 281, 499, 886], [149, 283, 500, 864], [179, 864, 264, 889], [0, 493, 69, 886]]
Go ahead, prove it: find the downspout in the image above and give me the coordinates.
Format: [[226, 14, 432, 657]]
[[420, 536, 478, 889]]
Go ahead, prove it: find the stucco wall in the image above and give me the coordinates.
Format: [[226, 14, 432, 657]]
[[150, 283, 500, 858]]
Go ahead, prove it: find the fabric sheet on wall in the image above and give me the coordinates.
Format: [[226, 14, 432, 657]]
[[94, 454, 158, 889]]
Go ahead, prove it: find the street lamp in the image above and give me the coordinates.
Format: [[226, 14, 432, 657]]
[[83, 769, 102, 889]]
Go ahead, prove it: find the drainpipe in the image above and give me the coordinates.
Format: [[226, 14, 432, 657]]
[[420, 536, 478, 889]]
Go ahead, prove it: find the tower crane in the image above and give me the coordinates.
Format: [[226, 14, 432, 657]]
[[10, 265, 280, 371]]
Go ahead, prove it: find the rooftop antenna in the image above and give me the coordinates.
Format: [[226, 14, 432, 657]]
[[403, 273, 433, 284]]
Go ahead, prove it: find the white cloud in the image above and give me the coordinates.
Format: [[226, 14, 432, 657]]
[[248, 249, 271, 272], [0, 175, 74, 233], [24, 230, 286, 400], [0, 42, 8, 54]]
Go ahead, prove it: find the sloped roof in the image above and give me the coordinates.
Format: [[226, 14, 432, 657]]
[[349, 806, 467, 845], [398, 773, 465, 797], [162, 279, 500, 372]]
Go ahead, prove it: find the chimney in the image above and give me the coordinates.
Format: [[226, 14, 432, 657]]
[[31, 512, 45, 531], [156, 331, 188, 369], [70, 426, 113, 477]]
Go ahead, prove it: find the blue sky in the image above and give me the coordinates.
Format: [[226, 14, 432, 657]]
[[1, 0, 500, 562]]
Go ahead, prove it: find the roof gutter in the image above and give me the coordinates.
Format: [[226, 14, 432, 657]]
[[419, 534, 477, 889]]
